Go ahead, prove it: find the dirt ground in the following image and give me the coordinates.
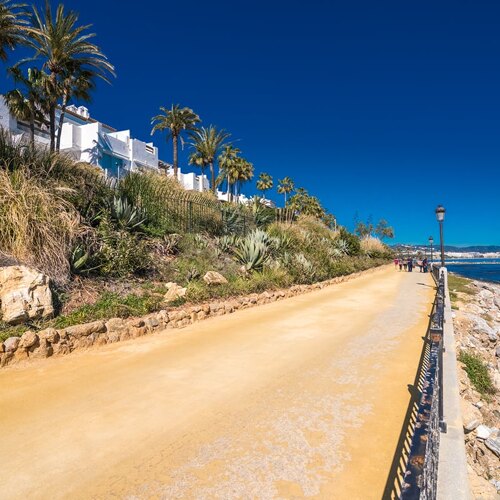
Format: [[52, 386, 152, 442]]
[[0, 265, 434, 499]]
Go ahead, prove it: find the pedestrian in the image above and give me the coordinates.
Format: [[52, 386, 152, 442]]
[[407, 257, 413, 272], [394, 257, 399, 269], [403, 260, 408, 271], [399, 259, 403, 271], [423, 258, 428, 273]]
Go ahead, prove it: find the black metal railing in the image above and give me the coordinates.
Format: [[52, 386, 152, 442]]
[[399, 271, 446, 500]]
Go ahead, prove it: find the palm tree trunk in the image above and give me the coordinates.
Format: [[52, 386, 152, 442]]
[[200, 167, 205, 192], [210, 162, 215, 193], [56, 95, 68, 153], [172, 134, 179, 179], [49, 103, 56, 152]]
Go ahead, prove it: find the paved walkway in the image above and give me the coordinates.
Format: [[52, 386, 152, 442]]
[[0, 266, 434, 499]]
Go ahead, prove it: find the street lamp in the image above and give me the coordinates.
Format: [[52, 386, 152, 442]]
[[435, 205, 446, 268], [429, 236, 434, 263]]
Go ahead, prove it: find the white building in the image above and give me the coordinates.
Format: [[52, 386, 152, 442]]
[[0, 97, 257, 204], [0, 98, 159, 178]]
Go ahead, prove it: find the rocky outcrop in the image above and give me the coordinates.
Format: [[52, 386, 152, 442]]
[[453, 278, 500, 497], [0, 266, 381, 369], [203, 271, 228, 285], [0, 266, 54, 324], [164, 282, 187, 303]]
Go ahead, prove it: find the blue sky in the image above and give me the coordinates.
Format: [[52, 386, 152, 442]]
[[2, 0, 500, 245]]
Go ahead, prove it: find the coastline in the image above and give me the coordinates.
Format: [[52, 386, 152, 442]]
[[450, 274, 500, 498]]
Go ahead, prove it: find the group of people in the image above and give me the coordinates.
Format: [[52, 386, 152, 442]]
[[394, 257, 429, 273]]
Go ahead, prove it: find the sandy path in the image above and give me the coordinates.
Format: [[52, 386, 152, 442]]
[[0, 266, 434, 499]]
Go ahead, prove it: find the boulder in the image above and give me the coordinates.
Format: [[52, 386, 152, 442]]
[[3, 336, 20, 353], [38, 328, 59, 344], [485, 437, 500, 457], [65, 320, 106, 339], [164, 282, 187, 303], [0, 265, 54, 324], [203, 271, 228, 285], [18, 330, 38, 349], [476, 425, 492, 440], [466, 314, 497, 340], [462, 399, 483, 432]]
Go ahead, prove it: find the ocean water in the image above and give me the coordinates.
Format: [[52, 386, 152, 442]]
[[445, 258, 500, 284]]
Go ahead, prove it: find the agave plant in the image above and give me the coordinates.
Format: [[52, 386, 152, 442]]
[[109, 195, 146, 231], [215, 234, 238, 254], [192, 233, 209, 249], [234, 235, 270, 272], [333, 238, 350, 256], [69, 244, 89, 274], [294, 253, 316, 282], [185, 267, 201, 282]]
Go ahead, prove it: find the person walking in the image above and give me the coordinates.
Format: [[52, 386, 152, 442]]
[[407, 257, 413, 272], [399, 258, 403, 271], [403, 259, 408, 272], [394, 258, 399, 270]]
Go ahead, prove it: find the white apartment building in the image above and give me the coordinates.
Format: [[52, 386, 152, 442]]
[[0, 98, 159, 178], [0, 97, 259, 205]]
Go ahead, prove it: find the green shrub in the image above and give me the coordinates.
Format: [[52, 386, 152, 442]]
[[95, 220, 150, 277], [458, 350, 496, 396]]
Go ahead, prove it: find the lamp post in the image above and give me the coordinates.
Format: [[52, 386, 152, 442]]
[[435, 205, 446, 268], [429, 236, 434, 263]]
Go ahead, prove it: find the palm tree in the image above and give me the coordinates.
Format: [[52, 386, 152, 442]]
[[55, 61, 95, 151], [5, 67, 48, 144], [0, 1, 26, 61], [151, 104, 201, 179], [22, 2, 115, 152], [233, 157, 254, 201], [217, 144, 241, 201], [190, 125, 230, 193], [277, 176, 295, 205], [256, 172, 273, 201], [188, 151, 209, 191]]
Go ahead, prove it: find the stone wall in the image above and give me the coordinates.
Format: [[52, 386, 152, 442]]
[[0, 266, 383, 369]]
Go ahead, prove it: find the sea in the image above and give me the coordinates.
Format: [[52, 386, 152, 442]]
[[445, 258, 500, 284]]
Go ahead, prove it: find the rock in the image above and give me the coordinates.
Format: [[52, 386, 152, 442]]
[[0, 265, 54, 324], [203, 271, 228, 285], [164, 282, 187, 303], [3, 336, 20, 352], [466, 314, 497, 339], [485, 437, 500, 457], [462, 399, 483, 432], [496, 346, 500, 358], [18, 330, 38, 349], [476, 425, 492, 440], [65, 320, 106, 339], [492, 371, 500, 391], [38, 328, 59, 344]]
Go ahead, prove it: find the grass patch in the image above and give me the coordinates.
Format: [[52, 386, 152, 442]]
[[458, 350, 496, 396], [52, 291, 165, 329], [0, 322, 30, 342], [448, 274, 474, 295]]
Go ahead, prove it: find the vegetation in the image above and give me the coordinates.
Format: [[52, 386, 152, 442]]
[[0, 1, 395, 337], [256, 172, 273, 200], [448, 274, 475, 303], [458, 350, 496, 396], [151, 104, 201, 179]]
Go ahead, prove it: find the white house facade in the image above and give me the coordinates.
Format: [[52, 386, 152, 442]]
[[0, 97, 257, 205], [0, 98, 159, 179]]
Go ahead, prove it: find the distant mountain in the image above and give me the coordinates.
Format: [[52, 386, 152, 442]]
[[391, 244, 500, 253]]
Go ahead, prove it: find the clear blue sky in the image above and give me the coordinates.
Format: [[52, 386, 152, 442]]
[[2, 0, 500, 245]]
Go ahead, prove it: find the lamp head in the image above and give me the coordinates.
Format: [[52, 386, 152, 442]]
[[435, 205, 445, 222]]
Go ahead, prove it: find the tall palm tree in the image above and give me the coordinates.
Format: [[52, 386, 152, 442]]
[[233, 157, 254, 201], [256, 172, 273, 201], [277, 176, 295, 205], [22, 1, 115, 151], [190, 125, 230, 193], [55, 61, 95, 151], [5, 67, 48, 144], [188, 151, 209, 191], [217, 144, 241, 201], [0, 1, 26, 61], [151, 104, 201, 179]]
